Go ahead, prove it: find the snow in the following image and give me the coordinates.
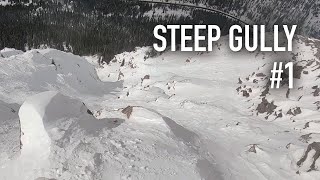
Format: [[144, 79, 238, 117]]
[[15, 91, 57, 180], [19, 91, 58, 157], [143, 7, 191, 19], [0, 100, 20, 166], [0, 49, 120, 104], [0, 0, 34, 6], [0, 34, 320, 179], [0, 48, 23, 58], [0, 0, 10, 6]]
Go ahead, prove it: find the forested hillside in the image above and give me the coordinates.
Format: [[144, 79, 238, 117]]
[[0, 0, 239, 62], [173, 0, 320, 38], [1, 0, 318, 62]]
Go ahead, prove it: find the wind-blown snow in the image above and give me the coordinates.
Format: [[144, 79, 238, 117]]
[[1, 34, 320, 179]]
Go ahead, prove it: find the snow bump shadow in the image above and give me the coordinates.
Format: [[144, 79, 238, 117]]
[[42, 92, 125, 136], [146, 108, 225, 180]]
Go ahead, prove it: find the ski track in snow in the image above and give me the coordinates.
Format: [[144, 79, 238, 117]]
[[0, 35, 320, 179]]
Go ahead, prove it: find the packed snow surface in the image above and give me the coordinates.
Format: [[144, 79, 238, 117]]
[[1, 35, 320, 179]]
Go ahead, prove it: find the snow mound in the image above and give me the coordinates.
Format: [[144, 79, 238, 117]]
[[6, 91, 202, 180], [2, 91, 120, 179], [0, 48, 23, 58], [0, 49, 120, 104], [19, 91, 103, 159]]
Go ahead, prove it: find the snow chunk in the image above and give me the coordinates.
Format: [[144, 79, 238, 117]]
[[0, 48, 23, 58], [19, 91, 58, 169]]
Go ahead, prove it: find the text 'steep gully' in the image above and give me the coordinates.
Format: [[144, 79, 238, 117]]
[[153, 25, 297, 52]]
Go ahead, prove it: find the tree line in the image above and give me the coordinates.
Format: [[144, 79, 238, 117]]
[[0, 0, 240, 62]]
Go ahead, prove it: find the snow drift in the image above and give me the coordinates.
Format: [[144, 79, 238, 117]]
[[0, 48, 120, 105], [2, 90, 121, 180]]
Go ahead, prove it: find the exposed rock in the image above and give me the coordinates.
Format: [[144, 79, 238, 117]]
[[299, 133, 312, 143], [297, 142, 320, 171], [256, 73, 266, 77], [248, 144, 258, 153], [142, 75, 150, 80], [293, 65, 304, 79], [286, 89, 290, 98], [122, 106, 133, 119], [294, 107, 302, 115], [260, 87, 269, 97], [87, 109, 94, 116], [120, 59, 125, 67], [35, 178, 57, 180], [118, 71, 124, 80], [314, 101, 320, 110], [313, 87, 320, 96], [276, 112, 283, 119], [256, 98, 277, 115], [287, 107, 302, 116], [286, 143, 291, 149], [242, 90, 250, 97]]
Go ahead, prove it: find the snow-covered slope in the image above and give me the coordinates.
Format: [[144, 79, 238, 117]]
[[1, 34, 320, 179], [237, 37, 320, 174], [0, 48, 120, 105], [0, 48, 23, 58], [1, 91, 120, 179], [0, 100, 20, 166], [88, 35, 320, 179]]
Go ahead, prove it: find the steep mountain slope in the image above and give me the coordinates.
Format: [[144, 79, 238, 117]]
[[238, 37, 320, 173], [1, 34, 320, 179], [92, 35, 320, 179]]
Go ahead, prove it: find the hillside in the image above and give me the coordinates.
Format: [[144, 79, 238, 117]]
[[1, 0, 318, 61], [165, 0, 320, 38], [0, 34, 320, 179]]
